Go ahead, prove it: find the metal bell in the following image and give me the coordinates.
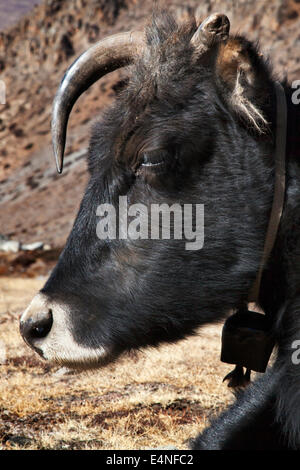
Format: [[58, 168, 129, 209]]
[[221, 309, 275, 373]]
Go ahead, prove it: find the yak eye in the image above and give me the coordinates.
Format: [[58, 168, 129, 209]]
[[136, 148, 175, 178], [141, 151, 165, 168]]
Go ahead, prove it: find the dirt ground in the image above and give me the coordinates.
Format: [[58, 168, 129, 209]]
[[0, 277, 237, 450]]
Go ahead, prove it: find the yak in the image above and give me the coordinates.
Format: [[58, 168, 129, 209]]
[[20, 10, 300, 449]]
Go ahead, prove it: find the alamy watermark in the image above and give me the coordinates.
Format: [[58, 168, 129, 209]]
[[292, 80, 300, 105], [291, 340, 300, 364], [96, 196, 205, 251], [0, 80, 5, 104]]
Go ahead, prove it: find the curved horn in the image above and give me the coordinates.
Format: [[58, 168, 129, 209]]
[[191, 13, 230, 51], [52, 31, 144, 173]]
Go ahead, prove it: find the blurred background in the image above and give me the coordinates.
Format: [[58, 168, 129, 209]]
[[0, 0, 299, 450]]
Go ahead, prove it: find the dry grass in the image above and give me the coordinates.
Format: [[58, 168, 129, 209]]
[[0, 277, 235, 450]]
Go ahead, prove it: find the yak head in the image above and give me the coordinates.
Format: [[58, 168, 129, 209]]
[[20, 12, 276, 368]]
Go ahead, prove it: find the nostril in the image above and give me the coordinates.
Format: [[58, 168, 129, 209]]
[[30, 309, 53, 338], [21, 309, 53, 342]]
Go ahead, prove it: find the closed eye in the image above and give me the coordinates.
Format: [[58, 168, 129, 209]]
[[141, 161, 164, 167], [141, 150, 165, 167], [135, 148, 175, 179], [139, 148, 175, 168], [135, 147, 178, 186]]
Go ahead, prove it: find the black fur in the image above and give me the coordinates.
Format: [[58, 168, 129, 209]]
[[41, 12, 300, 449]]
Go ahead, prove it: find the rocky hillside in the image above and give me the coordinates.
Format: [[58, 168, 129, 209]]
[[0, 0, 299, 248]]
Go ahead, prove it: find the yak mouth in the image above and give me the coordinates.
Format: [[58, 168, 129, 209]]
[[45, 352, 118, 372], [20, 292, 117, 370], [24, 333, 117, 371]]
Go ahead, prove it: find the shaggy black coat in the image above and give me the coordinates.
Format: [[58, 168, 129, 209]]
[[42, 12, 300, 449]]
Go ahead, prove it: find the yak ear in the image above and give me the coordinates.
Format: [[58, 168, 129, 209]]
[[191, 12, 230, 52], [216, 38, 269, 132]]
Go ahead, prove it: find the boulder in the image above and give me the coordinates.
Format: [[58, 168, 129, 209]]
[[0, 240, 20, 253], [21, 241, 44, 251]]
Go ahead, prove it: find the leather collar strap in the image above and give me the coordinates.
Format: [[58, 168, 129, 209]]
[[248, 81, 287, 303]]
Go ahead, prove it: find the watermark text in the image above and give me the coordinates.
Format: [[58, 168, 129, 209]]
[[96, 197, 205, 251]]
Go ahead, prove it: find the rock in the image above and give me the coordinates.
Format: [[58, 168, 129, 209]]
[[9, 123, 24, 138], [45, 0, 62, 15], [21, 241, 44, 251], [277, 3, 299, 23], [54, 367, 76, 376], [60, 34, 75, 59], [87, 24, 100, 43], [0, 340, 6, 364], [0, 240, 20, 253]]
